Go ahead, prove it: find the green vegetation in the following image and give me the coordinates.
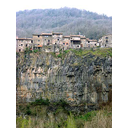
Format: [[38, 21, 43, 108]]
[[25, 105, 31, 115], [33, 49, 39, 53], [16, 116, 31, 128], [17, 99, 69, 117], [66, 113, 77, 128], [16, 104, 112, 128], [71, 48, 112, 57], [53, 99, 69, 108], [75, 111, 97, 121], [57, 53, 63, 58], [16, 7, 112, 40], [56, 48, 112, 59], [31, 98, 50, 106], [24, 47, 32, 54]]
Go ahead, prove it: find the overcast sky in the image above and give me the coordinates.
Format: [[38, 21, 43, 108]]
[[15, 0, 113, 16]]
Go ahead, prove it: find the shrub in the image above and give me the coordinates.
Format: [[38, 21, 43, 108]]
[[24, 47, 32, 54], [75, 111, 97, 121], [16, 116, 29, 128], [66, 113, 77, 128], [25, 105, 31, 115], [31, 98, 50, 106], [57, 54, 62, 58], [54, 99, 69, 108], [33, 49, 39, 53]]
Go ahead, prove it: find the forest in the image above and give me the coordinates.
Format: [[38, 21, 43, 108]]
[[16, 7, 112, 40]]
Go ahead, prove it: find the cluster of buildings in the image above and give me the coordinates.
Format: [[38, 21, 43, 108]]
[[16, 32, 112, 52]]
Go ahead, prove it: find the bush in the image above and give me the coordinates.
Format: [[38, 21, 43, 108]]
[[31, 98, 50, 106], [33, 49, 39, 53], [75, 111, 97, 121], [25, 105, 31, 115], [16, 116, 30, 128], [66, 113, 77, 128], [57, 54, 62, 58], [54, 99, 69, 108], [24, 47, 32, 54]]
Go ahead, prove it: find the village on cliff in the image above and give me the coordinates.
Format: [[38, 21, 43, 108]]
[[16, 32, 112, 53]]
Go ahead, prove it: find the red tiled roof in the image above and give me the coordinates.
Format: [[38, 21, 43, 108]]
[[38, 45, 43, 47]]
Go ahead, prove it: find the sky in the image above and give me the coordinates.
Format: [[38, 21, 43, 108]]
[[15, 0, 113, 16]]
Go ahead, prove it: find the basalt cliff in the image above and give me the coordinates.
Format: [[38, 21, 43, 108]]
[[16, 48, 112, 111]]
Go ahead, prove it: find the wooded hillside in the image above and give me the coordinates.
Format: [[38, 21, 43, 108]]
[[16, 7, 112, 40]]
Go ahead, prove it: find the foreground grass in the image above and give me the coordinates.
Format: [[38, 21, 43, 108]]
[[16, 104, 112, 128]]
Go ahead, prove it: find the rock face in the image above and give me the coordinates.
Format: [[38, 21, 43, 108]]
[[16, 50, 112, 108]]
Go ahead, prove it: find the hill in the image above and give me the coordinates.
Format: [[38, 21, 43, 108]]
[[16, 7, 112, 40]]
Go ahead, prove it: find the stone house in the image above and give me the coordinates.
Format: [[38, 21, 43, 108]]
[[81, 36, 87, 48], [32, 33, 53, 50], [16, 38, 33, 52], [70, 35, 82, 48], [63, 36, 70, 50], [32, 32, 63, 45], [52, 32, 63, 45], [86, 38, 97, 48], [70, 35, 89, 48], [32, 33, 50, 50], [99, 34, 112, 47], [32, 34, 43, 50], [41, 33, 52, 45]]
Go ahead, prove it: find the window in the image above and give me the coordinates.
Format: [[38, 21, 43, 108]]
[[106, 40, 108, 43], [63, 43, 65, 45], [58, 39, 59, 41], [21, 44, 23, 46], [88, 41, 90, 43], [48, 40, 50, 43], [38, 40, 40, 42], [26, 44, 27, 47], [66, 43, 68, 45], [106, 37, 108, 39], [19, 49, 21, 52], [38, 35, 40, 37]]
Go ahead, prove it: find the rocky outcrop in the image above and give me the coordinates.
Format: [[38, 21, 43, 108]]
[[16, 49, 112, 109]]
